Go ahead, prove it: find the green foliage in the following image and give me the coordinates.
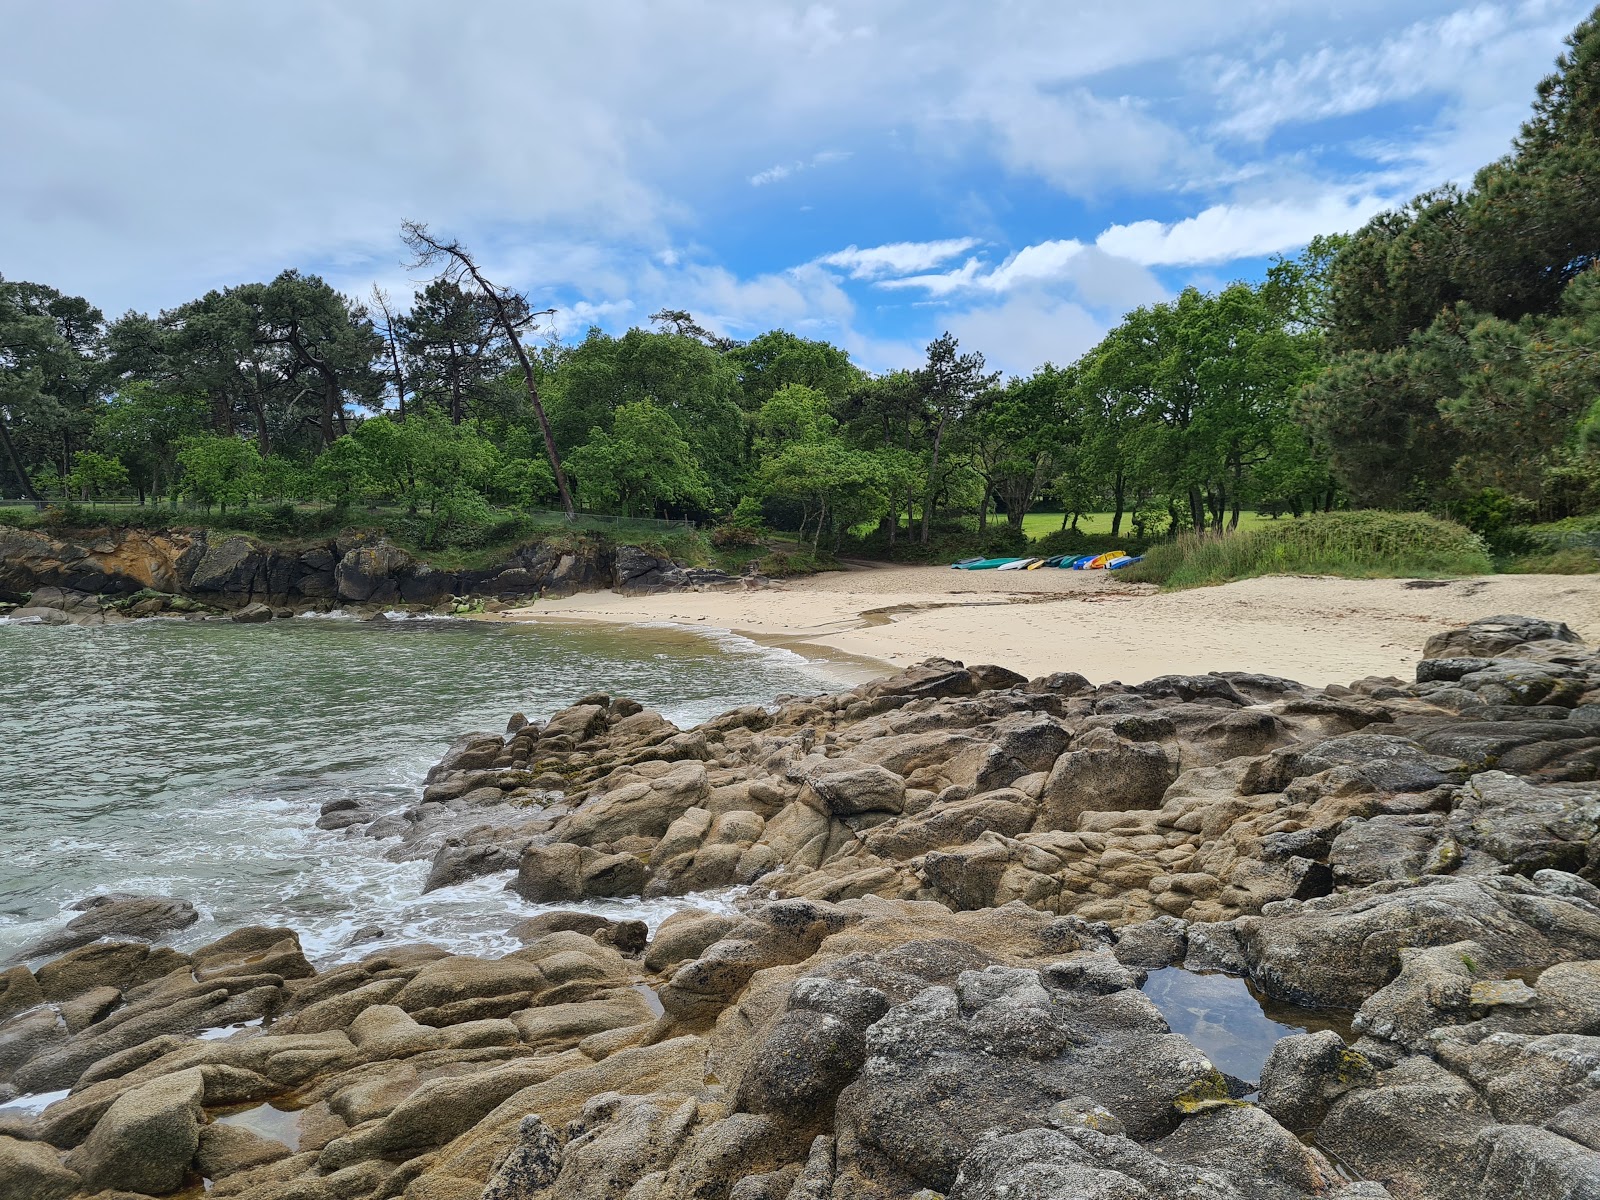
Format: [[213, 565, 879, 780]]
[[1123, 511, 1492, 589], [176, 434, 263, 509], [65, 450, 129, 500], [1310, 11, 1600, 515], [567, 399, 710, 516], [1453, 488, 1537, 537], [1501, 547, 1600, 574], [710, 524, 762, 549]]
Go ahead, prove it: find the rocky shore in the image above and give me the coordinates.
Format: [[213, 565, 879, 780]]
[[0, 526, 738, 625], [4, 613, 1600, 1198]]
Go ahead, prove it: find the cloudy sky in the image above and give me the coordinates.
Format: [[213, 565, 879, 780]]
[[1, 1, 1590, 374]]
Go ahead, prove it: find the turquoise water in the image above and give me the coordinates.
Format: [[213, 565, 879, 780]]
[[0, 615, 845, 963]]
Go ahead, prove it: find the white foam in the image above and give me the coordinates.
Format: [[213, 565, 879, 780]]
[[197, 1017, 265, 1040], [0, 1088, 69, 1116]]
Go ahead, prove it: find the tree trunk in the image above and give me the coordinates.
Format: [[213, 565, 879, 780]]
[[0, 415, 39, 500], [1110, 470, 1126, 538], [469, 282, 574, 519], [1188, 487, 1205, 534], [920, 417, 946, 544], [251, 390, 271, 457], [449, 343, 463, 424], [977, 480, 992, 537], [319, 377, 338, 448]]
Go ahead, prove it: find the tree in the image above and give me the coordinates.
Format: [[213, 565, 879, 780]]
[[95, 382, 207, 503], [970, 371, 1063, 531], [839, 369, 925, 544], [177, 434, 262, 510], [313, 434, 369, 507], [250, 271, 384, 449], [65, 450, 129, 500], [1307, 9, 1600, 512], [370, 286, 409, 421], [727, 330, 859, 411], [401, 221, 575, 517], [0, 278, 108, 499], [914, 333, 998, 543], [567, 399, 709, 516], [543, 327, 745, 502], [403, 280, 511, 425]]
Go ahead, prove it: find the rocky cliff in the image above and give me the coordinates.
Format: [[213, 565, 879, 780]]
[[0, 525, 733, 620], [3, 615, 1600, 1198]]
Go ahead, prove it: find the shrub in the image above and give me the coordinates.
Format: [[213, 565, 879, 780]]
[[1123, 510, 1493, 589], [1502, 547, 1600, 574], [710, 524, 763, 549]]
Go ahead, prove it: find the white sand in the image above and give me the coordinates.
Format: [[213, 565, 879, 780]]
[[487, 565, 1600, 688]]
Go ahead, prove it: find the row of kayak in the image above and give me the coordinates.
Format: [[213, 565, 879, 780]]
[[951, 552, 1143, 571]]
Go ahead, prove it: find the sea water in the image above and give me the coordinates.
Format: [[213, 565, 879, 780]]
[[0, 615, 849, 964]]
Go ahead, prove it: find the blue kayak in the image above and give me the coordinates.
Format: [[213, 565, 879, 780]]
[[951, 557, 1025, 570]]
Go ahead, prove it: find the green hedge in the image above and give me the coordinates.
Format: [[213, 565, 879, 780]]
[[1122, 511, 1493, 589]]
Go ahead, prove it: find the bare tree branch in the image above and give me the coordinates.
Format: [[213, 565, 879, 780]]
[[401, 221, 575, 517]]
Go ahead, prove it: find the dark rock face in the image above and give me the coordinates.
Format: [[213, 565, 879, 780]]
[[0, 526, 735, 619]]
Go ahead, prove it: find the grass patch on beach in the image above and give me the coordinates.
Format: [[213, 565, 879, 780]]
[[1121, 511, 1493, 589]]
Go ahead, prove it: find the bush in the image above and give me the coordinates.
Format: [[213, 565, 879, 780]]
[[1123, 510, 1493, 589], [710, 524, 762, 549], [1502, 547, 1600, 574]]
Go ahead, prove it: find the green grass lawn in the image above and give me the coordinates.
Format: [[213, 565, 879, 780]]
[[990, 510, 1284, 539]]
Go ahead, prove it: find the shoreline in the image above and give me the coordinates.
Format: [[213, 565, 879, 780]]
[[483, 564, 1600, 688]]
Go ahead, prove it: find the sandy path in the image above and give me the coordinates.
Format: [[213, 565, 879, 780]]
[[487, 566, 1600, 688]]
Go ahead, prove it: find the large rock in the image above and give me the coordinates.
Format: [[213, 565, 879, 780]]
[[0, 1136, 81, 1200], [334, 541, 412, 603], [834, 962, 1218, 1192], [65, 1067, 204, 1194], [10, 894, 198, 963], [1222, 875, 1600, 1008], [1424, 615, 1582, 660], [1033, 736, 1176, 832]]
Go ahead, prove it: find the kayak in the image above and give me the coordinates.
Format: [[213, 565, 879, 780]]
[[1067, 555, 1099, 569], [997, 557, 1038, 571], [1086, 550, 1127, 569], [1025, 558, 1048, 570], [951, 557, 1023, 570], [1039, 555, 1069, 568], [1106, 555, 1143, 570]]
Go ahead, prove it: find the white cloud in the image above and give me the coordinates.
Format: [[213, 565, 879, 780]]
[[943, 293, 1110, 377], [1211, 1, 1589, 142], [750, 163, 798, 186], [817, 238, 981, 279], [1095, 192, 1394, 266], [875, 240, 1165, 313], [0, 0, 1586, 370], [749, 149, 853, 186]]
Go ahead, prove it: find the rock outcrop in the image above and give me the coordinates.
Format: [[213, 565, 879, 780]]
[[0, 525, 737, 621], [3, 613, 1600, 1198]]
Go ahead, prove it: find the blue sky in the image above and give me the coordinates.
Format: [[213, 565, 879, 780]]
[[1, 0, 1592, 375]]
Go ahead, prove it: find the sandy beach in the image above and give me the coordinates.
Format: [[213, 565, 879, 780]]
[[488, 564, 1600, 688]]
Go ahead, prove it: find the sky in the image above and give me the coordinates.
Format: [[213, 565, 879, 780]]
[[1, 0, 1592, 376]]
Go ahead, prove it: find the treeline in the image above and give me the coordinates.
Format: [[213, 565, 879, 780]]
[[0, 263, 1333, 551], [1302, 8, 1600, 530], [2, 8, 1598, 554]]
